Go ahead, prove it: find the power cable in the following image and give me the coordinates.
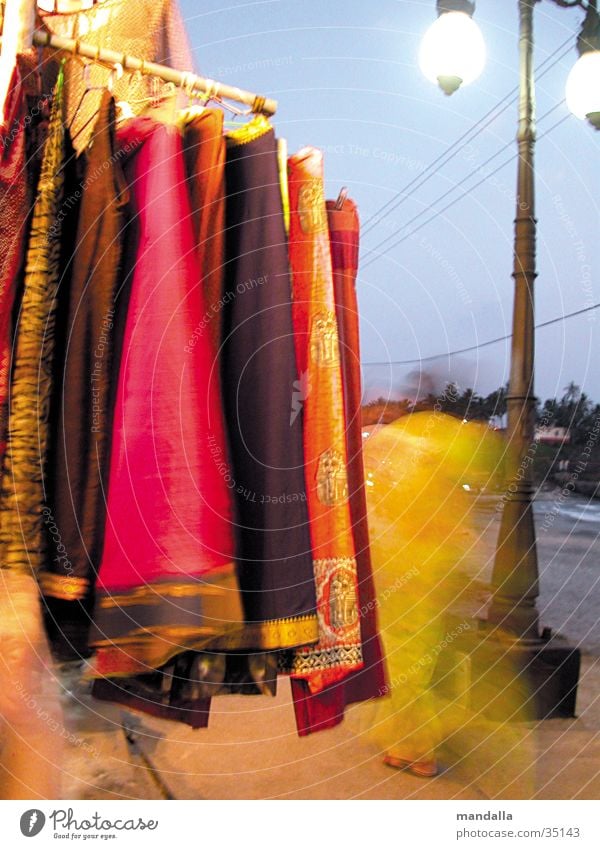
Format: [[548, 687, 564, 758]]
[[360, 105, 569, 270], [360, 36, 574, 238], [362, 300, 600, 366]]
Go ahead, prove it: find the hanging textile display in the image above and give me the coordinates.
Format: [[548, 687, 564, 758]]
[[325, 194, 386, 702], [182, 108, 226, 350], [39, 92, 129, 657], [87, 117, 244, 678], [0, 15, 386, 741], [39, 0, 194, 153], [0, 64, 71, 575], [220, 116, 318, 650], [285, 147, 363, 693], [290, 195, 386, 735], [0, 64, 28, 464]]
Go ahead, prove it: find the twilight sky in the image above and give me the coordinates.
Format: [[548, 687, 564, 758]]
[[180, 0, 599, 403]]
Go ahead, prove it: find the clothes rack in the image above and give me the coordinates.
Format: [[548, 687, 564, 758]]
[[28, 27, 278, 115]]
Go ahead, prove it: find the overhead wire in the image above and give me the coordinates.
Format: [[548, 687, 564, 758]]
[[360, 102, 569, 271], [360, 35, 574, 240], [362, 301, 600, 367]]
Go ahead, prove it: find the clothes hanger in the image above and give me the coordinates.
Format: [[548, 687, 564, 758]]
[[335, 187, 349, 210], [178, 71, 208, 120], [67, 60, 95, 133], [177, 73, 253, 124], [70, 61, 123, 145]]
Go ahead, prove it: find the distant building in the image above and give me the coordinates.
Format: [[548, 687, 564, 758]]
[[534, 425, 571, 445], [489, 414, 507, 431]]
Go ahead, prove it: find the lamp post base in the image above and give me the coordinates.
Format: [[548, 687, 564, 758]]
[[434, 618, 581, 721]]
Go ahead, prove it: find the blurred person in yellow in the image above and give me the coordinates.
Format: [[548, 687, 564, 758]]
[[350, 410, 529, 781]]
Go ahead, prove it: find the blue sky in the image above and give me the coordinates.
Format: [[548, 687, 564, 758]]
[[179, 0, 599, 403]]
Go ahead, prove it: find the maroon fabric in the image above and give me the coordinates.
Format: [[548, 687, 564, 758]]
[[0, 66, 28, 461], [290, 197, 386, 736]]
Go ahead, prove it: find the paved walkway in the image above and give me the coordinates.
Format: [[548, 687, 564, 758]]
[[58, 653, 599, 801], [4, 491, 597, 801]]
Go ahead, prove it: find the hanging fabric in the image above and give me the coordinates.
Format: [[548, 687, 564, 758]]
[[87, 117, 243, 678], [0, 64, 74, 575], [219, 115, 317, 650], [39, 0, 194, 153], [0, 64, 28, 465], [285, 147, 363, 693], [290, 195, 386, 735], [181, 108, 226, 351], [39, 91, 129, 657]]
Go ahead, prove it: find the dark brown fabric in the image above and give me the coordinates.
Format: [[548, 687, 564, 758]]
[[41, 93, 129, 656], [182, 109, 226, 349], [0, 56, 51, 465], [0, 68, 73, 578], [221, 119, 317, 642]]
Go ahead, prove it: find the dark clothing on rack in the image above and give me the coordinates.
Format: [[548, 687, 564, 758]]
[[220, 117, 317, 648], [0, 67, 78, 576], [92, 650, 279, 729], [39, 94, 130, 656], [182, 109, 226, 350], [291, 197, 386, 735]]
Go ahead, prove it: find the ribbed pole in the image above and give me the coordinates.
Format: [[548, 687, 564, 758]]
[[488, 0, 540, 641]]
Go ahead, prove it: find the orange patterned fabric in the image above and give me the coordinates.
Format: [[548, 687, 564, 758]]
[[287, 147, 362, 693]]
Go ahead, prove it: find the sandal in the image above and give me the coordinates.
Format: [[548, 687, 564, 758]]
[[383, 754, 439, 778]]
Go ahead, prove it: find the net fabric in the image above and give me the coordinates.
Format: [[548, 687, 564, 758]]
[[38, 0, 194, 152]]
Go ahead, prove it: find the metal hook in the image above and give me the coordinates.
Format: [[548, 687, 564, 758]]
[[107, 62, 124, 93], [181, 71, 197, 104], [335, 187, 349, 210]]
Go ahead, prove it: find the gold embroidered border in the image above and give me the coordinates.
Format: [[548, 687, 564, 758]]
[[89, 614, 319, 679], [39, 573, 90, 601], [206, 614, 319, 651], [288, 644, 363, 677], [87, 621, 245, 679], [92, 624, 224, 647], [226, 114, 272, 147], [88, 613, 320, 679], [97, 574, 236, 609]]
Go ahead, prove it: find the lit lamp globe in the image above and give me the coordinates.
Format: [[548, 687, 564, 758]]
[[565, 50, 600, 130], [419, 11, 486, 95]]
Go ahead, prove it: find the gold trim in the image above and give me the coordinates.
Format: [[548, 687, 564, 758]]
[[88, 615, 319, 678], [316, 448, 349, 506], [39, 573, 90, 601], [310, 311, 340, 367], [298, 178, 327, 234], [226, 114, 272, 147], [98, 578, 234, 609], [207, 614, 319, 651], [92, 624, 223, 647], [87, 621, 245, 679]]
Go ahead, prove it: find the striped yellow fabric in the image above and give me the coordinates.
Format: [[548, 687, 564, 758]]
[[0, 66, 66, 574]]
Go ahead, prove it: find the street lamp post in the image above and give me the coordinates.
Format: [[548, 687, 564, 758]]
[[420, 0, 599, 715], [488, 0, 540, 641]]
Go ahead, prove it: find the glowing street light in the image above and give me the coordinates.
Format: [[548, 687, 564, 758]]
[[419, 2, 486, 95], [566, 3, 600, 128]]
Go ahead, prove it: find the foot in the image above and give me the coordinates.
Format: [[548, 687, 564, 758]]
[[383, 754, 439, 778]]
